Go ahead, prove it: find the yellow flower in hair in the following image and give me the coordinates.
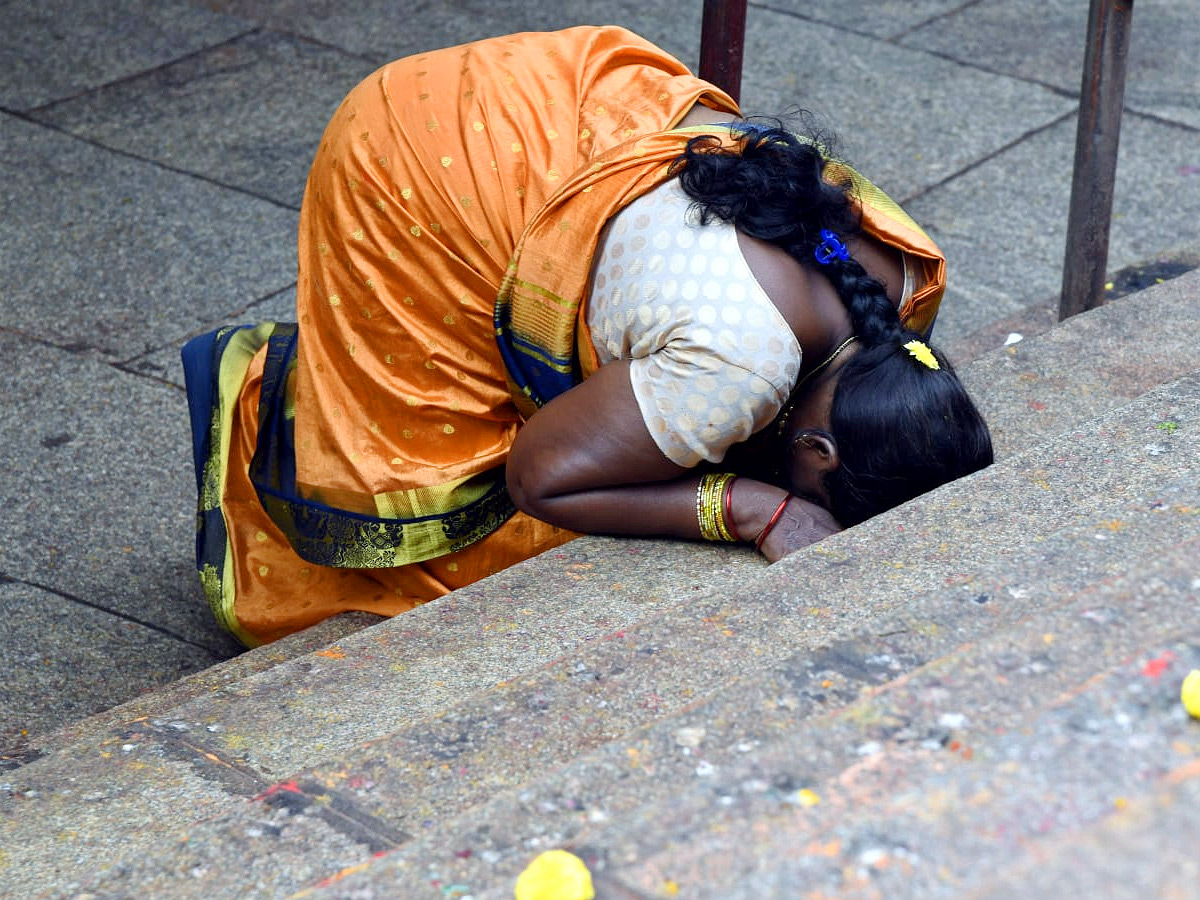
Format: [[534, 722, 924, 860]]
[[903, 340, 940, 370]]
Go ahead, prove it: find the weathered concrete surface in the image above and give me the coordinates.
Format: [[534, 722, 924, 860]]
[[9, 611, 382, 767], [959, 267, 1200, 455], [199, 376, 1200, 900]]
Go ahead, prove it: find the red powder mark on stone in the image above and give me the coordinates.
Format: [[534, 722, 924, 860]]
[[257, 780, 302, 800], [1142, 651, 1176, 678]]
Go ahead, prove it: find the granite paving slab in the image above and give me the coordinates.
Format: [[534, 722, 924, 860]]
[[906, 0, 1200, 130], [908, 112, 1200, 345], [0, 580, 222, 754], [737, 0, 967, 40], [0, 331, 240, 655], [33, 371, 1199, 899], [203, 0, 707, 72], [120, 284, 298, 388], [0, 113, 299, 361], [0, 0, 249, 111], [31, 30, 380, 209], [738, 9, 1074, 202]]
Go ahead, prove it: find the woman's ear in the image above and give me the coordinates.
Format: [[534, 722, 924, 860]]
[[794, 429, 839, 470], [787, 429, 840, 503]]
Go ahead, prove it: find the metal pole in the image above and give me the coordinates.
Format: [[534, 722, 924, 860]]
[[698, 0, 748, 104], [1059, 0, 1135, 320]]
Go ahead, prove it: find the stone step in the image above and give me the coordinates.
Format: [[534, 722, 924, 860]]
[[956, 266, 1200, 458], [14, 263, 1200, 764], [20, 360, 1200, 898], [965, 760, 1200, 900], [527, 533, 1200, 900], [253, 470, 1200, 899], [4, 540, 762, 900], [23, 263, 1193, 772], [5, 610, 382, 771], [6, 274, 1198, 899]]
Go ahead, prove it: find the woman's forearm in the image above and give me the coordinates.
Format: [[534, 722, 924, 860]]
[[511, 472, 792, 546]]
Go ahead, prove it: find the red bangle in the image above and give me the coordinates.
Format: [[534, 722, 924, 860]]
[[723, 476, 742, 542], [753, 495, 792, 552]]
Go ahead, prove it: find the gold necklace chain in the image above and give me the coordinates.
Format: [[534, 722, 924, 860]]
[[774, 335, 858, 440]]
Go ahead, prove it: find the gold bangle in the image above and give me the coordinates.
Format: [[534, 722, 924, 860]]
[[697, 473, 738, 541]]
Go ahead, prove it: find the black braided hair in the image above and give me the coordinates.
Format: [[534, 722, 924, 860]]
[[673, 120, 993, 525]]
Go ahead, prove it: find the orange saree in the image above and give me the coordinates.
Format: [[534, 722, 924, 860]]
[[186, 27, 740, 645]]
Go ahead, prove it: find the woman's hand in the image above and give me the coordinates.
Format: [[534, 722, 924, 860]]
[[729, 479, 841, 563], [756, 494, 841, 562]]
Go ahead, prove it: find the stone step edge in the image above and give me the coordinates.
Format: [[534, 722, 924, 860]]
[[4, 611, 383, 767], [11, 269, 1197, 776]]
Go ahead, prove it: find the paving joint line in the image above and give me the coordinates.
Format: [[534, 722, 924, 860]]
[[900, 107, 1078, 205], [887, 0, 990, 43], [0, 574, 228, 656], [20, 27, 263, 117], [8, 109, 303, 211]]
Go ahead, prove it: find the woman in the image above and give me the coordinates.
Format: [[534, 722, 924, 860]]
[[184, 26, 991, 646]]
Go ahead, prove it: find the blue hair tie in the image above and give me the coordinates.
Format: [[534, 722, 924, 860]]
[[814, 229, 849, 265]]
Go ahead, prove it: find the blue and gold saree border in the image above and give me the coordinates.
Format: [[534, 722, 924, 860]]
[[182, 323, 515, 642]]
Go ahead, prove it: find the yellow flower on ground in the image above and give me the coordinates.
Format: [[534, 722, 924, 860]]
[[515, 850, 595, 900], [1182, 669, 1200, 719], [903, 340, 940, 370], [796, 788, 821, 807]]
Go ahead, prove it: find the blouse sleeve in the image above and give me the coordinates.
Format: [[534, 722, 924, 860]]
[[628, 325, 799, 468], [585, 177, 802, 467]]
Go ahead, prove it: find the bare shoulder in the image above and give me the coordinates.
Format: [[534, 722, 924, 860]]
[[735, 231, 849, 352]]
